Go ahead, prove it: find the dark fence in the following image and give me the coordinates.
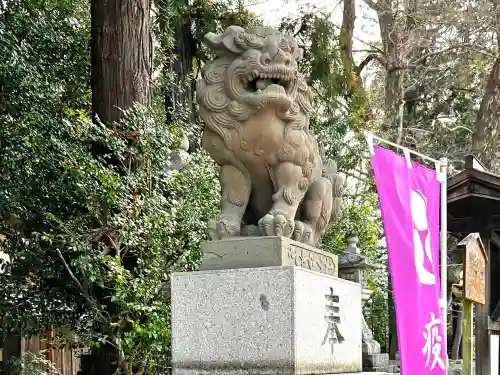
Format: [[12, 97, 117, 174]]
[[1, 331, 81, 375]]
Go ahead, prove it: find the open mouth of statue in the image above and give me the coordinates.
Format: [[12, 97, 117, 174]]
[[243, 72, 294, 95]]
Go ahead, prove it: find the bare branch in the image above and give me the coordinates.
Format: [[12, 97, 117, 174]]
[[363, 0, 381, 11], [412, 44, 497, 66], [352, 49, 381, 53], [356, 53, 387, 74], [56, 249, 107, 322], [446, 126, 474, 134], [330, 22, 385, 54], [104, 232, 121, 257]]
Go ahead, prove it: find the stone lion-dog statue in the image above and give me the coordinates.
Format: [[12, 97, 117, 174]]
[[196, 25, 345, 246]]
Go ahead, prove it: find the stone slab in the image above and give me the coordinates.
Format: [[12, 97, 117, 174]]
[[200, 236, 338, 277], [171, 266, 361, 375]]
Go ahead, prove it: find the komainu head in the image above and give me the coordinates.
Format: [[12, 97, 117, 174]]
[[196, 26, 312, 126]]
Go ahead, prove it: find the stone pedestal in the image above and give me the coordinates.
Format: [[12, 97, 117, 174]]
[[200, 236, 338, 277], [171, 265, 362, 375]]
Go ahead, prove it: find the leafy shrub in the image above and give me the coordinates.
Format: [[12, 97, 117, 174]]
[[8, 351, 61, 375]]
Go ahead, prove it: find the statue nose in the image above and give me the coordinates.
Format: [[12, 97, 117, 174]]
[[273, 49, 291, 65]]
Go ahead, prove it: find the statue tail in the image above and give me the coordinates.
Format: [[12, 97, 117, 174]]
[[322, 159, 345, 224]]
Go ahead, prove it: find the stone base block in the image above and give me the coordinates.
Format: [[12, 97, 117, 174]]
[[363, 353, 389, 368], [362, 338, 381, 356], [171, 266, 361, 375], [200, 237, 338, 277], [362, 367, 399, 374]]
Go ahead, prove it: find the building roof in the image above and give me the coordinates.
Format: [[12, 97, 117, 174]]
[[447, 155, 500, 234]]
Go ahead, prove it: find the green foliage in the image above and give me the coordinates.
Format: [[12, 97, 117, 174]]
[[323, 194, 382, 259], [280, 11, 370, 174], [9, 351, 61, 375], [187, 0, 262, 65], [0, 0, 91, 115], [365, 275, 390, 351], [322, 193, 389, 348], [0, 0, 220, 372], [0, 0, 93, 337], [153, 0, 262, 149], [0, 103, 219, 368]]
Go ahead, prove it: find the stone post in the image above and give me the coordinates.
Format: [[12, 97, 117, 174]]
[[338, 236, 396, 373]]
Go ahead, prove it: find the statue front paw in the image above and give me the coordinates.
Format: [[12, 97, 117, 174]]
[[258, 209, 295, 237], [292, 220, 315, 245], [207, 216, 241, 240]]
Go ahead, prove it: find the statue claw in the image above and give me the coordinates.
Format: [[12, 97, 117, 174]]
[[207, 216, 241, 240], [292, 220, 314, 245], [258, 210, 295, 238]]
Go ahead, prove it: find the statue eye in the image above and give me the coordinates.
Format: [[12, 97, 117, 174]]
[[261, 53, 271, 65]]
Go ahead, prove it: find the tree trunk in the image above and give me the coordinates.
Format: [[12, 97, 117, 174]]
[[471, 56, 500, 170], [87, 2, 151, 374], [156, 0, 197, 150], [371, 0, 406, 142], [339, 0, 378, 126], [339, 0, 357, 78], [165, 20, 196, 124], [384, 67, 405, 142], [91, 0, 151, 125]]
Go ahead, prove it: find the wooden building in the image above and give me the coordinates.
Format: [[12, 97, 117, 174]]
[[448, 155, 500, 375]]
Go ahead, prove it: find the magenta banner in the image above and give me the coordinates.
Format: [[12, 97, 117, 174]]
[[371, 146, 446, 375]]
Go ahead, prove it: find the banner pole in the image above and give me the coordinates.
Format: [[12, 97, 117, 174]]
[[439, 157, 448, 371], [364, 131, 440, 164]]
